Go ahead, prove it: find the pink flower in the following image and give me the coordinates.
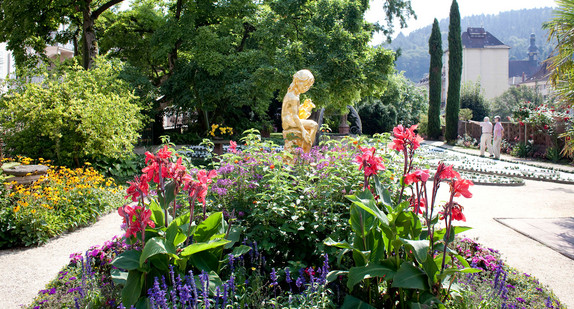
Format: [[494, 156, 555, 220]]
[[409, 197, 426, 214], [355, 147, 385, 177], [229, 141, 237, 153]]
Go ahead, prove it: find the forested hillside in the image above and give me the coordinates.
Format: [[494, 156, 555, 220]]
[[386, 7, 555, 82]]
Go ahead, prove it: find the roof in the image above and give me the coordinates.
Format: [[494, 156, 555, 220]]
[[523, 60, 550, 83], [461, 27, 509, 49], [509, 60, 539, 78]]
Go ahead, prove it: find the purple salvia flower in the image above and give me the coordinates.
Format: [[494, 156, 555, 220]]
[[270, 268, 278, 287]]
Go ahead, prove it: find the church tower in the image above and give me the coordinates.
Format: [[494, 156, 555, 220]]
[[528, 33, 538, 62]]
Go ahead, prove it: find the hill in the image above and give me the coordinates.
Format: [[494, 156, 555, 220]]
[[385, 7, 555, 82]]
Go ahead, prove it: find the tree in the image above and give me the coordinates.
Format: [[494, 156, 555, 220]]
[[427, 18, 443, 140], [460, 81, 489, 121], [544, 0, 574, 106], [0, 58, 143, 166], [491, 85, 543, 119], [357, 73, 428, 134], [445, 0, 462, 142], [0, 0, 125, 70], [97, 0, 406, 137]]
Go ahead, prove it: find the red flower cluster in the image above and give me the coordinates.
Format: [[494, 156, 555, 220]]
[[125, 175, 150, 202], [452, 178, 473, 198], [389, 125, 423, 152], [143, 145, 172, 183], [355, 147, 385, 177], [118, 204, 155, 239], [404, 169, 430, 185], [435, 162, 460, 180], [184, 170, 218, 205]]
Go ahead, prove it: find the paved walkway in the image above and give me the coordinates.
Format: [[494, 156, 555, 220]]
[[0, 212, 122, 309], [1, 146, 573, 308]]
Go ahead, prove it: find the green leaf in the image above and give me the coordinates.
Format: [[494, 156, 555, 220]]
[[111, 268, 128, 285], [180, 239, 230, 257], [392, 262, 429, 290], [188, 251, 220, 272], [194, 212, 224, 243], [326, 270, 348, 283], [122, 270, 143, 307], [139, 237, 175, 267], [158, 181, 177, 210], [347, 262, 396, 290], [230, 245, 251, 257], [149, 200, 165, 228], [166, 220, 186, 247], [324, 237, 353, 249], [111, 250, 141, 270], [341, 295, 376, 309], [402, 239, 429, 263], [347, 190, 389, 226]]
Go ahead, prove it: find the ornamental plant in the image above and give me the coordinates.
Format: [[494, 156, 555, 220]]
[[209, 130, 369, 267], [110, 145, 244, 308], [325, 124, 479, 308]]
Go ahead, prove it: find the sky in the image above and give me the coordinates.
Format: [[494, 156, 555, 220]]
[[365, 0, 557, 45]]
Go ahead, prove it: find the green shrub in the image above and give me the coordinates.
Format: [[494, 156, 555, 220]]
[[0, 58, 144, 167]]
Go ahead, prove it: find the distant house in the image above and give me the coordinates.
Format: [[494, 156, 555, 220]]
[[508, 33, 540, 85], [423, 27, 510, 103], [445, 27, 510, 100]]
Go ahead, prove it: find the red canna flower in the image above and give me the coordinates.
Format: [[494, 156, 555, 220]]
[[435, 163, 460, 180], [185, 169, 217, 205], [451, 178, 474, 198], [118, 205, 155, 239], [409, 196, 426, 215], [355, 147, 385, 177], [125, 175, 150, 202], [451, 203, 466, 222], [404, 169, 430, 185]]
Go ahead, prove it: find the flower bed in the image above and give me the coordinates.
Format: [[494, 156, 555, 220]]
[[0, 158, 124, 247], [27, 127, 566, 308]]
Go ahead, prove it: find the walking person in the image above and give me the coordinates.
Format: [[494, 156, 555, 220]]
[[469, 117, 493, 157], [492, 116, 504, 160]]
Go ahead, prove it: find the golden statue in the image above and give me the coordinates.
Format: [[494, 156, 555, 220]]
[[282, 69, 318, 162]]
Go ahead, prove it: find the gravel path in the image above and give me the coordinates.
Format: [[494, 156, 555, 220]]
[[0, 212, 122, 309], [1, 146, 573, 308]]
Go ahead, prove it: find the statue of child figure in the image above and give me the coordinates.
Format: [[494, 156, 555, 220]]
[[282, 69, 319, 162]]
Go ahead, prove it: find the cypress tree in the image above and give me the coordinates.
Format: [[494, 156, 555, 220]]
[[427, 18, 443, 140], [445, 0, 462, 142]]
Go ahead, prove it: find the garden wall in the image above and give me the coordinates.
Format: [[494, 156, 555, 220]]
[[458, 121, 565, 153]]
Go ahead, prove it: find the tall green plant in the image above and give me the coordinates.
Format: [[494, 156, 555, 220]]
[[445, 0, 462, 142], [427, 18, 443, 140], [326, 125, 479, 308]]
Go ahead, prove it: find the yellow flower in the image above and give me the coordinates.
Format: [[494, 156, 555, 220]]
[[31, 209, 36, 214], [13, 205, 19, 213]]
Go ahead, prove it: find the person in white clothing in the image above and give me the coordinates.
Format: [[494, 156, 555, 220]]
[[492, 116, 504, 159], [469, 117, 493, 157]]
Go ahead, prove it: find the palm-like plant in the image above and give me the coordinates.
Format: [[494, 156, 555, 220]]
[[544, 0, 574, 105]]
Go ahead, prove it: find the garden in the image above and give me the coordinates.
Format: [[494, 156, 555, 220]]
[[0, 127, 560, 309]]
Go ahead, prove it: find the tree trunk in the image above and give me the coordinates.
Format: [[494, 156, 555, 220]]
[[82, 4, 98, 70]]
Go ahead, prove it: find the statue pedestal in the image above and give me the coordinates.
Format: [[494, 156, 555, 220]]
[[213, 139, 229, 156], [339, 114, 350, 134]]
